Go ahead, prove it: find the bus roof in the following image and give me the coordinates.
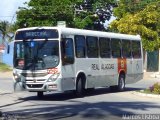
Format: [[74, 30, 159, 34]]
[[16, 27, 141, 41]]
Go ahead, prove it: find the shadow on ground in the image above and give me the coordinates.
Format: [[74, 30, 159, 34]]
[[1, 87, 156, 120], [1, 101, 160, 120], [18, 87, 142, 101]]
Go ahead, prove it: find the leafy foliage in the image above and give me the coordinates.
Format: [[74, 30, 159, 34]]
[[110, 1, 160, 51], [15, 0, 117, 30], [0, 21, 14, 43], [113, 0, 158, 19], [16, 0, 74, 28], [74, 0, 117, 30], [0, 21, 14, 63], [146, 82, 160, 94]]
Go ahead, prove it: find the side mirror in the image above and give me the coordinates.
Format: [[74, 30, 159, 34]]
[[7, 45, 10, 54]]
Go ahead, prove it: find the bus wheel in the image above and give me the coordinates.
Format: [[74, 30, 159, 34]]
[[110, 74, 125, 92], [37, 91, 44, 98], [75, 77, 84, 97], [118, 74, 125, 91]]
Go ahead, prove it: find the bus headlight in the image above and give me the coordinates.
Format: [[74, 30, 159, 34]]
[[13, 73, 21, 82], [47, 74, 60, 82]]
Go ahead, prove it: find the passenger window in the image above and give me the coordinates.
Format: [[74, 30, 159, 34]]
[[75, 35, 86, 58], [132, 41, 141, 58], [61, 38, 74, 65], [111, 39, 121, 58], [122, 40, 132, 58], [99, 37, 111, 58], [86, 36, 98, 58]]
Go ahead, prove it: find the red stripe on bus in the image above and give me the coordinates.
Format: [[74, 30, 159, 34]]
[[118, 58, 127, 73]]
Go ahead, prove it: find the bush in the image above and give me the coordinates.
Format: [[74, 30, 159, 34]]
[[0, 63, 12, 72], [149, 82, 160, 94]]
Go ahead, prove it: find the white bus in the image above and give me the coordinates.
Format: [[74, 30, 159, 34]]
[[13, 27, 143, 97]]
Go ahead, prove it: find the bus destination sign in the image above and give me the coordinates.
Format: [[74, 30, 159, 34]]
[[25, 31, 48, 38], [15, 29, 59, 40]]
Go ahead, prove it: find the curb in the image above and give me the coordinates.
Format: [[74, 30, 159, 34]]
[[132, 91, 160, 98], [0, 91, 13, 95], [0, 89, 13, 95]]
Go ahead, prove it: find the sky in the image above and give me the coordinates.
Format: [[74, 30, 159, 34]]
[[0, 0, 30, 23]]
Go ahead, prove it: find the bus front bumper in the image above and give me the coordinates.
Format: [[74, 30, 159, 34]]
[[25, 78, 62, 92]]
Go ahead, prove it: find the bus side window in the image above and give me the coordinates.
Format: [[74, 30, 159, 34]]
[[99, 37, 111, 58], [111, 39, 121, 58], [86, 36, 98, 58], [122, 40, 132, 58], [61, 38, 74, 65], [75, 35, 86, 58], [132, 41, 141, 58]]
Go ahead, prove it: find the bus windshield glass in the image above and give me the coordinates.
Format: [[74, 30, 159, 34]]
[[15, 29, 59, 40], [14, 40, 59, 70]]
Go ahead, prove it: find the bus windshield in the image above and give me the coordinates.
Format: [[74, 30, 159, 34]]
[[14, 40, 59, 70]]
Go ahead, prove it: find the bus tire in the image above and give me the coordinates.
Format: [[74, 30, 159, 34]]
[[75, 77, 84, 97], [37, 91, 44, 98], [110, 74, 125, 92], [118, 74, 125, 91]]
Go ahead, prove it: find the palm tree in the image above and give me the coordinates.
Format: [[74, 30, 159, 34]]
[[0, 21, 14, 43], [0, 21, 14, 63]]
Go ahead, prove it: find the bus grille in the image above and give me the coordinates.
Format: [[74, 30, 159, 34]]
[[27, 84, 43, 88], [26, 79, 45, 82], [21, 72, 48, 77]]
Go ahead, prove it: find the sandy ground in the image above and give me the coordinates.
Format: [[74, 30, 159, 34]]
[[0, 71, 12, 78]]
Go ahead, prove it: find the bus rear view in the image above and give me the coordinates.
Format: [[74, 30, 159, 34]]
[[13, 27, 61, 97]]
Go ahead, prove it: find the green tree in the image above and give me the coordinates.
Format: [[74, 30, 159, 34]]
[[110, 1, 160, 51], [74, 0, 117, 30], [15, 0, 117, 30], [113, 0, 158, 19], [0, 21, 13, 43], [0, 21, 14, 63], [16, 0, 74, 28]]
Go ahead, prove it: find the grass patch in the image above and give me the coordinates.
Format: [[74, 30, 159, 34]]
[[0, 63, 12, 72], [139, 89, 153, 94], [138, 82, 160, 95]]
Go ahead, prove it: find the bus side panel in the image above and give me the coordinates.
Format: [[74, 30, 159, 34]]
[[122, 58, 143, 84], [99, 58, 118, 87], [61, 64, 76, 91], [75, 58, 100, 88], [60, 35, 76, 91], [126, 42, 143, 84], [131, 58, 143, 83], [125, 59, 134, 84]]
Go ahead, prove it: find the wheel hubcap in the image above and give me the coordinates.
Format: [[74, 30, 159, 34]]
[[120, 77, 124, 89], [77, 79, 82, 93]]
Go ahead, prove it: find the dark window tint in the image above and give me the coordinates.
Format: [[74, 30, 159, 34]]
[[111, 39, 121, 58], [61, 38, 74, 65], [75, 35, 86, 58], [122, 40, 132, 58], [132, 41, 141, 58], [86, 36, 98, 58], [99, 37, 111, 58]]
